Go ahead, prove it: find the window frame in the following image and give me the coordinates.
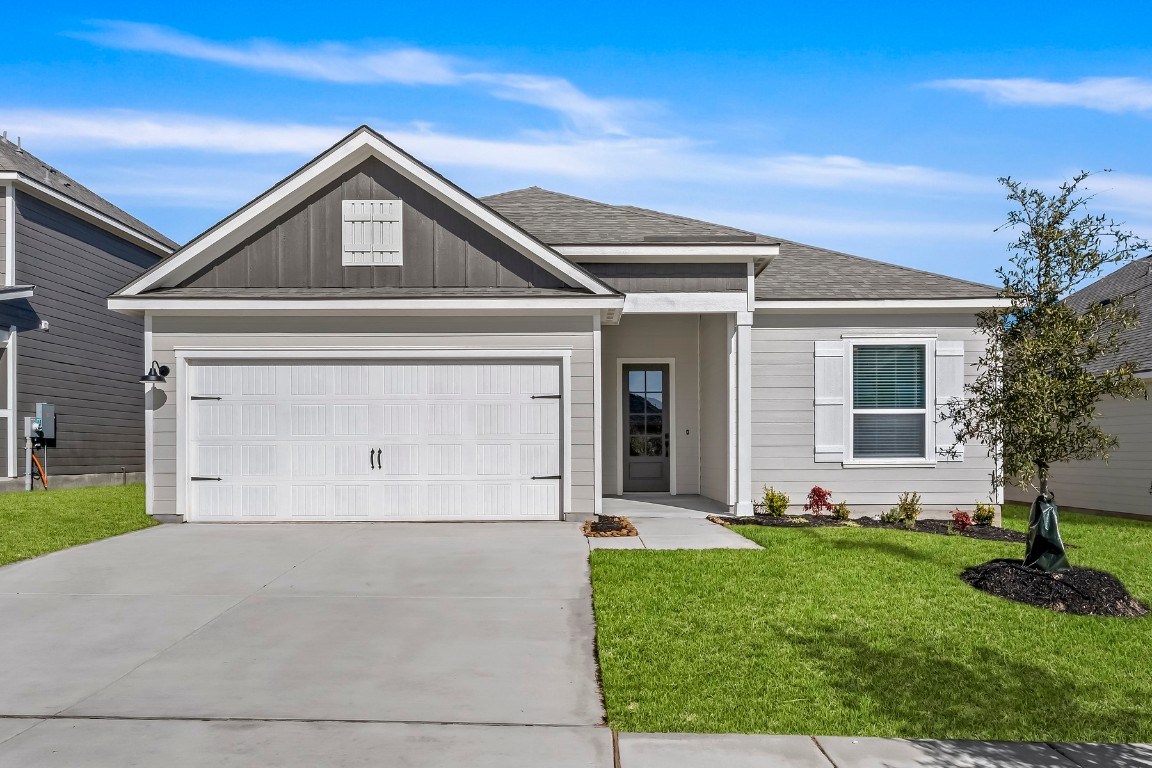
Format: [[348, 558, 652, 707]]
[[843, 336, 936, 466]]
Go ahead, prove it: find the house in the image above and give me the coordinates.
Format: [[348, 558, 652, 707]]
[[0, 136, 175, 488], [110, 126, 1006, 522], [1005, 257, 1152, 518]]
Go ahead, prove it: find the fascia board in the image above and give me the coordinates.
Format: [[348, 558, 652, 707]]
[[557, 245, 779, 258], [0, 173, 173, 257], [622, 292, 748, 313], [119, 130, 613, 297], [755, 298, 1011, 312], [108, 296, 624, 315]]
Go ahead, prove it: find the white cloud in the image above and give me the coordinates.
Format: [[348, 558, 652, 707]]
[[74, 21, 641, 135], [0, 108, 986, 195], [930, 77, 1152, 113]]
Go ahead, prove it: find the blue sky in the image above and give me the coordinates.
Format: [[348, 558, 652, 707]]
[[6, 1, 1152, 284]]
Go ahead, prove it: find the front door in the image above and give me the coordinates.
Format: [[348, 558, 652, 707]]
[[622, 364, 670, 493]]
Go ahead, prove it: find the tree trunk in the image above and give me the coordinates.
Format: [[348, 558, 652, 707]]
[[1024, 460, 1070, 572]]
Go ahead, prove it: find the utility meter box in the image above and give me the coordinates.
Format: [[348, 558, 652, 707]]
[[35, 403, 56, 441]]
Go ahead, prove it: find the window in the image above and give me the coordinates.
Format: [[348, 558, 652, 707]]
[[851, 344, 928, 460], [341, 200, 402, 266]]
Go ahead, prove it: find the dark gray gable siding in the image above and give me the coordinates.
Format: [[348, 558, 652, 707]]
[[180, 158, 569, 291], [583, 262, 746, 292], [6, 192, 159, 475]]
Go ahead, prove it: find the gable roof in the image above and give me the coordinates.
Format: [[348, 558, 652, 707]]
[[118, 127, 614, 297], [483, 187, 1001, 302], [1066, 256, 1152, 374], [0, 137, 176, 252]]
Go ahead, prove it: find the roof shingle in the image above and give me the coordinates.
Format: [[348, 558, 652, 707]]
[[482, 186, 1000, 301], [1066, 257, 1152, 374]]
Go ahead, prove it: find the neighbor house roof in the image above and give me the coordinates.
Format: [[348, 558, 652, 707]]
[[0, 138, 177, 251], [483, 187, 1000, 302], [1066, 256, 1152, 374]]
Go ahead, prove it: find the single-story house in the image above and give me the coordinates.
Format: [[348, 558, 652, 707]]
[[1006, 256, 1152, 518], [0, 136, 175, 488], [110, 126, 1006, 522]]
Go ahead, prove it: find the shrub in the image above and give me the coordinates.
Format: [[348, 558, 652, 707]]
[[760, 486, 790, 518], [890, 491, 923, 527], [951, 509, 974, 533], [973, 503, 996, 527], [804, 486, 835, 517], [879, 507, 902, 524], [832, 501, 851, 521]]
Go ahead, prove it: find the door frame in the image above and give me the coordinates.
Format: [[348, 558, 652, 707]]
[[174, 346, 573, 521], [616, 357, 676, 496]]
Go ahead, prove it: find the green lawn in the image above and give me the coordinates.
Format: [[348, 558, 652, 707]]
[[0, 483, 155, 567], [590, 504, 1152, 742]]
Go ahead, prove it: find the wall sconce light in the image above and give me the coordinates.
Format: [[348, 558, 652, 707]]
[[139, 361, 170, 384]]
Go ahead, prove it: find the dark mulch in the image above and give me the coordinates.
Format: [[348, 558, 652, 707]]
[[961, 559, 1148, 617], [583, 515, 638, 538], [716, 513, 1029, 543]]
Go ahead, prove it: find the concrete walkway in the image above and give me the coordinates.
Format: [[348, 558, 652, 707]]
[[592, 494, 760, 550]]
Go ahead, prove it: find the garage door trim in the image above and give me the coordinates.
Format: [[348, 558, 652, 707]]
[[173, 346, 574, 521]]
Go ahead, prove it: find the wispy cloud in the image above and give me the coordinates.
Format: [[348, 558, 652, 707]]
[[0, 108, 985, 194], [930, 77, 1152, 113], [73, 21, 643, 135]]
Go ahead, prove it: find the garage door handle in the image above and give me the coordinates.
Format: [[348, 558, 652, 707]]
[[531, 475, 562, 480], [191, 476, 222, 481], [531, 394, 561, 399]]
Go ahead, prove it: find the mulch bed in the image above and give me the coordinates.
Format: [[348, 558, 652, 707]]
[[583, 515, 638, 538], [961, 559, 1148, 617], [709, 513, 1029, 543]]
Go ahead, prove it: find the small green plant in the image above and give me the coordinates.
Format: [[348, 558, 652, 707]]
[[804, 486, 835, 517], [760, 486, 790, 518], [889, 491, 923, 528], [973, 503, 996, 527], [832, 501, 851, 521]]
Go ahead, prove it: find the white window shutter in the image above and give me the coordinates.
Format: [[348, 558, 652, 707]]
[[342, 200, 403, 266], [935, 340, 966, 461], [814, 340, 846, 462]]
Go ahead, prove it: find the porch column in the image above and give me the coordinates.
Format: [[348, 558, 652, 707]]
[[735, 311, 754, 515]]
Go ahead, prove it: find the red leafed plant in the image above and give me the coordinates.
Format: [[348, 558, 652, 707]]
[[804, 486, 835, 517], [951, 509, 974, 533]]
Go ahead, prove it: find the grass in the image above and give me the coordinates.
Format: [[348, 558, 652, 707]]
[[0, 483, 155, 567], [589, 503, 1152, 741]]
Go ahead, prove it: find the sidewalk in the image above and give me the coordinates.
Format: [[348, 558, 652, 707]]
[[617, 733, 1152, 768]]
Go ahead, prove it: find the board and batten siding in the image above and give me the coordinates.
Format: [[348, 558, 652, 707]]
[[10, 192, 159, 475], [180, 157, 568, 291], [751, 313, 995, 515], [147, 315, 597, 519], [1004, 385, 1152, 518]]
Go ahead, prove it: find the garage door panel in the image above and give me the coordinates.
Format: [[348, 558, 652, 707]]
[[187, 361, 562, 522]]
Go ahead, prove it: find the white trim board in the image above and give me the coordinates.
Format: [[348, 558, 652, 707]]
[[110, 297, 623, 316], [0, 173, 173, 257], [615, 357, 677, 496], [118, 127, 613, 297], [173, 346, 575, 521], [622, 292, 747, 314], [755, 298, 1011, 312], [557, 245, 778, 258]]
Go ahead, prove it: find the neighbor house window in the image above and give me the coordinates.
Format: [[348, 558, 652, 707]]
[[341, 200, 403, 266], [851, 344, 928, 460]]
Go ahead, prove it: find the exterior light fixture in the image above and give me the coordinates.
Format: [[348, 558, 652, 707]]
[[139, 361, 170, 384]]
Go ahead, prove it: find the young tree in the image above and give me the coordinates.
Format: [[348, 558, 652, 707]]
[[943, 172, 1148, 569]]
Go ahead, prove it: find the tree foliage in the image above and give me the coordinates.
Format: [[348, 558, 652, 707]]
[[944, 172, 1148, 493]]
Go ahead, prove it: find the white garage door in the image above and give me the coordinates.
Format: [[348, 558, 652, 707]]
[[186, 360, 562, 521]]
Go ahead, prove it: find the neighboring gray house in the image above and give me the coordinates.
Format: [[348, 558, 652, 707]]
[[1006, 257, 1152, 517], [0, 137, 175, 487], [110, 126, 1006, 522]]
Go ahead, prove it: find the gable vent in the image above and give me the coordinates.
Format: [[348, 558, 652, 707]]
[[342, 200, 403, 266]]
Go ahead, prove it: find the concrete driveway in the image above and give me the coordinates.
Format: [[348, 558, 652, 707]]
[[0, 522, 611, 766]]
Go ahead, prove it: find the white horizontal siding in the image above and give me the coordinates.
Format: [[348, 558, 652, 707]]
[[148, 315, 596, 517], [751, 313, 995, 516], [1004, 386, 1152, 517]]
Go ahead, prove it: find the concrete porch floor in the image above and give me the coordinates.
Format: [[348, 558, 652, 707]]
[[601, 494, 730, 518]]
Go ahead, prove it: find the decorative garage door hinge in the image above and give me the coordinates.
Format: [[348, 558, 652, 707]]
[[530, 394, 561, 399], [191, 476, 222, 481], [531, 475, 562, 480], [191, 396, 222, 400]]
